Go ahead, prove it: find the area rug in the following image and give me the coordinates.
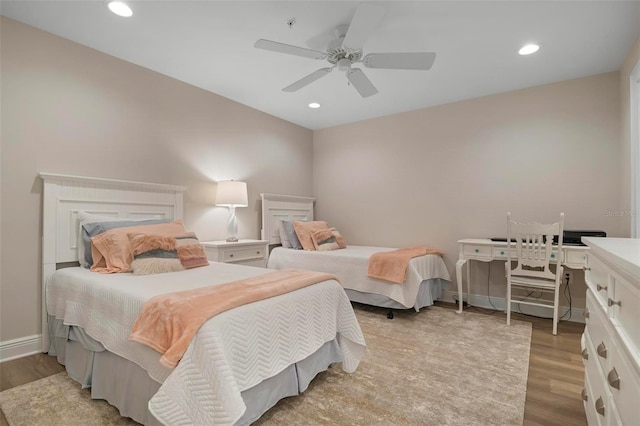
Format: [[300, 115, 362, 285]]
[[0, 305, 531, 425]]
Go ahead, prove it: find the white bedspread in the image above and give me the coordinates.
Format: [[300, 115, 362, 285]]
[[46, 263, 366, 425], [268, 246, 451, 309]]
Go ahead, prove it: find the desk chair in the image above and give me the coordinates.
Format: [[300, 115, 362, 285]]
[[506, 212, 565, 335]]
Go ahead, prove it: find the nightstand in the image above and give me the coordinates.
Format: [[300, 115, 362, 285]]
[[202, 239, 269, 268]]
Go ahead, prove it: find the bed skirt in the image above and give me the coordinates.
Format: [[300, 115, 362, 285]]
[[48, 316, 343, 425], [345, 277, 445, 311]]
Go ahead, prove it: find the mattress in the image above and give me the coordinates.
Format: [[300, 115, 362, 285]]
[[267, 245, 452, 310], [46, 263, 366, 425]]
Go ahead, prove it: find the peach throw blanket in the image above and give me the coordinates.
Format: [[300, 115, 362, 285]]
[[129, 268, 338, 368], [367, 246, 444, 284]]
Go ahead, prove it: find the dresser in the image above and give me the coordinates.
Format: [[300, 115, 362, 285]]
[[581, 237, 640, 425], [202, 239, 269, 268]]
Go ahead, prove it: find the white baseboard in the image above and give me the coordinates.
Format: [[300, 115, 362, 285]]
[[441, 289, 585, 324], [0, 334, 43, 363]]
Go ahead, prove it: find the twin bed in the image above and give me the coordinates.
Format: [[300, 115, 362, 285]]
[[40, 174, 366, 425], [41, 175, 450, 425], [261, 193, 452, 313]]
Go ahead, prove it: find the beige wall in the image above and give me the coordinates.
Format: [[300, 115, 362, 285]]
[[0, 18, 313, 343], [619, 34, 640, 237], [313, 72, 622, 307]]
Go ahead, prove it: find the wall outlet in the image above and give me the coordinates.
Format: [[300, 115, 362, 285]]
[[564, 271, 572, 285]]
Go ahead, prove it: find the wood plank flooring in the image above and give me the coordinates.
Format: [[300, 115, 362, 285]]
[[0, 304, 587, 425]]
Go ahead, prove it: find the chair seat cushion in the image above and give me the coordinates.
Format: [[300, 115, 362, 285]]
[[509, 275, 557, 289]]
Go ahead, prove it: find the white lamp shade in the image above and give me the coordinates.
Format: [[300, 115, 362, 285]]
[[216, 180, 248, 207]]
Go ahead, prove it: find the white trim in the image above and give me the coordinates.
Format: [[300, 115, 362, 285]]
[[631, 61, 640, 238], [39, 172, 188, 192], [440, 289, 585, 324], [0, 335, 43, 363]]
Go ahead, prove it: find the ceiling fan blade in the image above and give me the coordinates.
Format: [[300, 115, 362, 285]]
[[363, 52, 437, 70], [282, 68, 333, 92], [342, 4, 385, 51], [255, 39, 326, 60], [346, 68, 378, 98]]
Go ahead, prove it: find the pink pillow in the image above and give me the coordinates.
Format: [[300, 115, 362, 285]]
[[293, 221, 329, 251], [90, 220, 187, 273]]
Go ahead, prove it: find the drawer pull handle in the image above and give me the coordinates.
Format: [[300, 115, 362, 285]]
[[229, 254, 234, 258], [595, 397, 605, 417], [581, 348, 588, 360], [596, 284, 607, 292], [607, 298, 621, 307], [581, 388, 588, 402], [607, 368, 620, 390], [583, 266, 591, 271], [583, 309, 590, 320], [597, 342, 607, 359]]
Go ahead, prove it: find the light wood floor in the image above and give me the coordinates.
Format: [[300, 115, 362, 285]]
[[0, 303, 587, 425]]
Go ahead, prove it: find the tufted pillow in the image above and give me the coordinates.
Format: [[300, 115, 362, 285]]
[[310, 228, 347, 251], [293, 220, 329, 251], [128, 232, 208, 275]]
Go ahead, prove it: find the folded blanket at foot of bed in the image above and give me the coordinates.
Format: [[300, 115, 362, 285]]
[[129, 268, 339, 367], [367, 246, 444, 284]]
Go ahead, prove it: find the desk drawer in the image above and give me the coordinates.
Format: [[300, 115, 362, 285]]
[[463, 245, 492, 257], [564, 249, 587, 268]]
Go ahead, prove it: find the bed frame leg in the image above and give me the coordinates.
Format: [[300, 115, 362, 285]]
[[387, 310, 394, 319]]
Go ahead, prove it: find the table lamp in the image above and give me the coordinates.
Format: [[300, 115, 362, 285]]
[[216, 180, 248, 242]]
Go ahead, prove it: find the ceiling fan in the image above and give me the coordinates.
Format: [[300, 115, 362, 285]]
[[254, 4, 436, 98]]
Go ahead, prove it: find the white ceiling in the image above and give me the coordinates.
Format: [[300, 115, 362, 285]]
[[2, 1, 639, 130]]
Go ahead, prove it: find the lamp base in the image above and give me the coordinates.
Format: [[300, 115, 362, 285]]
[[225, 237, 239, 242]]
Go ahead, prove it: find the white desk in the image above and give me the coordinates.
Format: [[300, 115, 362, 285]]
[[455, 238, 589, 313]]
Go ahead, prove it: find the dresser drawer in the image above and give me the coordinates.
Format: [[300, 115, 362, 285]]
[[585, 253, 609, 309], [584, 334, 612, 426], [583, 372, 602, 426], [609, 271, 640, 355], [585, 290, 612, 375], [607, 342, 640, 426]]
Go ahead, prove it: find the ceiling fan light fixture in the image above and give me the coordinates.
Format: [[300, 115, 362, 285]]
[[107, 1, 133, 17], [518, 44, 539, 55], [308, 102, 321, 109]]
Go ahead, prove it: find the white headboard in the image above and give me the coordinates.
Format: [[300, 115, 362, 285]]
[[260, 193, 315, 245], [40, 172, 187, 351]]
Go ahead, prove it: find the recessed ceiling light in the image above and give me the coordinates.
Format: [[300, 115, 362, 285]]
[[518, 44, 539, 55], [308, 102, 320, 109], [107, 1, 133, 17]]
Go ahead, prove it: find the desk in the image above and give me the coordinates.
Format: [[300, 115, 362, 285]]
[[455, 238, 589, 313]]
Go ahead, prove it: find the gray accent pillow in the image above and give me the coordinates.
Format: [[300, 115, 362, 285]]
[[82, 219, 172, 267], [281, 220, 303, 250], [277, 220, 293, 248]]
